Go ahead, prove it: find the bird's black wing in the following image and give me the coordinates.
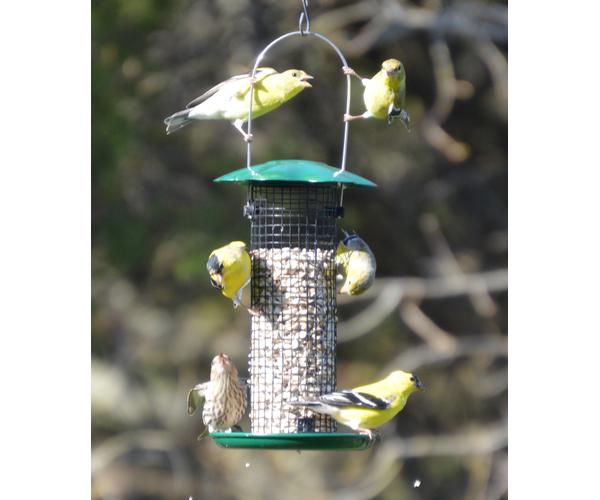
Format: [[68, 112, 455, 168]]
[[320, 390, 392, 410]]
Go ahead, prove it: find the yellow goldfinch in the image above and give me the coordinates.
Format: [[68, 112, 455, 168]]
[[289, 370, 423, 438], [343, 58, 410, 129], [187, 353, 248, 433], [164, 67, 313, 141], [336, 231, 377, 296], [207, 241, 256, 315]]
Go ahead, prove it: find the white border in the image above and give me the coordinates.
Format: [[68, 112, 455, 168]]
[[1, 1, 90, 498]]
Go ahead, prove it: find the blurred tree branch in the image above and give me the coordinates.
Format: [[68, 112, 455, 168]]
[[399, 300, 457, 352], [338, 268, 506, 342], [420, 213, 497, 317], [315, 0, 507, 55], [331, 421, 508, 500], [385, 334, 506, 373], [421, 38, 474, 162]]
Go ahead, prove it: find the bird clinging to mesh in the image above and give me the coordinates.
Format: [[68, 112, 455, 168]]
[[187, 353, 248, 433], [206, 241, 256, 315], [342, 58, 411, 129], [336, 231, 377, 296], [164, 67, 314, 141], [289, 370, 423, 438]]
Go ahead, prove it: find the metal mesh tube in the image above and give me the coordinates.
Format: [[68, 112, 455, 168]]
[[246, 183, 339, 434]]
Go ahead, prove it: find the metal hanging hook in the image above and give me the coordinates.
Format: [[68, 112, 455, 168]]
[[299, 0, 310, 35]]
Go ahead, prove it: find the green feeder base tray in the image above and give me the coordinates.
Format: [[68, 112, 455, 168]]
[[210, 432, 374, 450]]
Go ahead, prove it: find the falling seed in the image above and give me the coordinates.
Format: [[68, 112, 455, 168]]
[[413, 479, 421, 488]]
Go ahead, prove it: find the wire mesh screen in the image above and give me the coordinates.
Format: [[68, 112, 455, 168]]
[[246, 183, 339, 434]]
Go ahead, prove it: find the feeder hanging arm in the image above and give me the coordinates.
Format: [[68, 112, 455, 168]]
[[245, 24, 352, 175]]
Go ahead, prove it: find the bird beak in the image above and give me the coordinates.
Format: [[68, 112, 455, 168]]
[[414, 375, 424, 390], [386, 70, 395, 76], [209, 275, 223, 290], [300, 74, 314, 88], [215, 353, 230, 366]]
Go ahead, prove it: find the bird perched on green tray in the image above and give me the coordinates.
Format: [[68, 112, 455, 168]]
[[206, 241, 256, 315], [336, 231, 377, 296], [342, 58, 410, 129], [289, 370, 423, 438], [187, 353, 248, 433], [164, 67, 314, 141]]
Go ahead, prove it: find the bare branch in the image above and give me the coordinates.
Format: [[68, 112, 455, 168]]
[[338, 282, 404, 342], [422, 38, 472, 162], [383, 421, 507, 459], [92, 429, 195, 499], [337, 268, 506, 342], [314, 1, 507, 56], [330, 421, 507, 500], [382, 269, 506, 300], [420, 213, 498, 318], [465, 454, 493, 500], [399, 300, 457, 352], [486, 452, 508, 500], [476, 39, 508, 118], [384, 335, 507, 373], [341, 269, 507, 305]]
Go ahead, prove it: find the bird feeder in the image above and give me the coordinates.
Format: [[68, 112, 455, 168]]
[[210, 10, 376, 451]]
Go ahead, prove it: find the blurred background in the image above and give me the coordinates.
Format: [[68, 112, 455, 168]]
[[92, 0, 507, 498]]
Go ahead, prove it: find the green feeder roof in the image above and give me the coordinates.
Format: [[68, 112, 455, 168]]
[[214, 159, 376, 187], [210, 432, 374, 450]]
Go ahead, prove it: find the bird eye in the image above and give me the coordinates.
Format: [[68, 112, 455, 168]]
[[292, 71, 298, 77], [410, 376, 415, 382]]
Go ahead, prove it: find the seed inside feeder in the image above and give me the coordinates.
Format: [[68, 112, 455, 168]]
[[249, 247, 337, 434]]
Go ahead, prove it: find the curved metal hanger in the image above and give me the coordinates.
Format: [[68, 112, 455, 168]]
[[245, 4, 352, 177]]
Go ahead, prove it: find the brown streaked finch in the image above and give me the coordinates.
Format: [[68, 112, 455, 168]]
[[187, 353, 248, 433]]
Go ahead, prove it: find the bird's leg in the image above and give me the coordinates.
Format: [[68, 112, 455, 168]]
[[233, 119, 253, 142], [342, 66, 370, 87], [344, 111, 372, 122], [358, 428, 379, 441], [342, 66, 362, 79], [234, 288, 259, 316]]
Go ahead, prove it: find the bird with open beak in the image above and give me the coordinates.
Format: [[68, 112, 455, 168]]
[[164, 68, 314, 141]]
